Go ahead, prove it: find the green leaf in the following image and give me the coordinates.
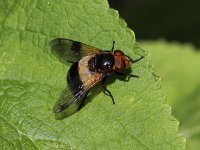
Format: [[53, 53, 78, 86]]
[[141, 40, 200, 150], [0, 0, 185, 149]]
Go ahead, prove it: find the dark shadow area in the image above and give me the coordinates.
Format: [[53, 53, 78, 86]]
[[108, 0, 200, 48]]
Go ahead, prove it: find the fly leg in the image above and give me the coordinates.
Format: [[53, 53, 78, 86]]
[[101, 77, 115, 105], [115, 72, 139, 81], [130, 56, 144, 63]]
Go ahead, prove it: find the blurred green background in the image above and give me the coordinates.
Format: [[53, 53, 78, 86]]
[[109, 0, 200, 48], [109, 1, 200, 150]]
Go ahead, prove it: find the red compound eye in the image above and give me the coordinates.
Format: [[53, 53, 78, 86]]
[[114, 50, 124, 56]]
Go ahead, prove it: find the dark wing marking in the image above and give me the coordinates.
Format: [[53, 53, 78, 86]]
[[50, 38, 101, 64]]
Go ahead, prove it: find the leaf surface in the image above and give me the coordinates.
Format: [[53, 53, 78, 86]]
[[0, 1, 185, 149], [141, 40, 200, 150]]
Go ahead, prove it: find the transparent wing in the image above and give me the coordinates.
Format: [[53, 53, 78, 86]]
[[53, 85, 85, 113], [53, 86, 86, 120], [50, 38, 101, 64], [53, 74, 105, 119]]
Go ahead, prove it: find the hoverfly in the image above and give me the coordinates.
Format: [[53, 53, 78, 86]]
[[50, 38, 143, 119]]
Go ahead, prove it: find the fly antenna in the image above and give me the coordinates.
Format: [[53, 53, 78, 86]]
[[111, 41, 115, 52]]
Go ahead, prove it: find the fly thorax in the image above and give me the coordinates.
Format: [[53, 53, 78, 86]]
[[94, 53, 115, 73]]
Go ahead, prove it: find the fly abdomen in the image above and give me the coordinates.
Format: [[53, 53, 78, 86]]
[[67, 62, 84, 97]]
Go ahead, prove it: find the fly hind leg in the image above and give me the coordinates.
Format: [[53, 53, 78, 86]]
[[101, 77, 115, 105], [115, 72, 139, 81]]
